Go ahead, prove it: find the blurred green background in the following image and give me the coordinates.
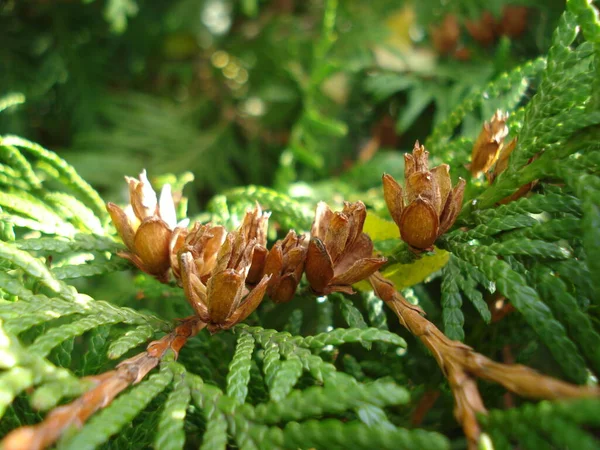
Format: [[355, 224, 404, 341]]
[[0, 0, 564, 213]]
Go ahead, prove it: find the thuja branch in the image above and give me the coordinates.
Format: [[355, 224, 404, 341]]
[[369, 272, 600, 450], [1, 316, 205, 450]]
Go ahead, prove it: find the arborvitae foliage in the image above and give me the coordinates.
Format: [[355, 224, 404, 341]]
[[1, 1, 600, 449]]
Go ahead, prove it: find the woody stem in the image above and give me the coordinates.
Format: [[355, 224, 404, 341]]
[[1, 316, 206, 450], [369, 272, 599, 450]]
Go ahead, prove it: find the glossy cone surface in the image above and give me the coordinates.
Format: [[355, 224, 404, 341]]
[[383, 142, 465, 250]]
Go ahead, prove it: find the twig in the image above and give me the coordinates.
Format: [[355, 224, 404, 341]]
[[369, 272, 599, 450], [411, 390, 440, 426], [1, 316, 205, 450]]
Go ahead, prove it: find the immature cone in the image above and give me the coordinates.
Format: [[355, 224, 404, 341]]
[[305, 201, 387, 295], [383, 141, 466, 251], [469, 110, 509, 177], [262, 230, 307, 303], [465, 11, 497, 47], [430, 14, 460, 55], [179, 230, 270, 333], [106, 170, 188, 283], [169, 222, 227, 283]]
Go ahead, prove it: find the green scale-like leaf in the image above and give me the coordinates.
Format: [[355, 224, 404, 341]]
[[511, 14, 595, 168], [253, 378, 409, 424], [283, 419, 449, 450], [44, 192, 104, 235], [0, 93, 25, 113], [532, 266, 600, 375], [469, 192, 582, 224], [188, 374, 228, 450], [483, 399, 600, 450], [0, 135, 108, 224], [0, 272, 169, 332], [261, 337, 281, 394], [0, 163, 31, 190], [549, 259, 595, 307], [268, 351, 303, 402], [0, 2, 599, 449], [300, 327, 406, 348], [200, 410, 229, 450], [154, 362, 190, 450], [440, 259, 464, 341], [226, 332, 255, 405], [426, 57, 547, 153], [30, 378, 90, 412], [364, 291, 388, 330], [30, 315, 122, 358], [452, 257, 492, 323], [0, 367, 35, 418], [0, 241, 62, 293], [337, 295, 368, 329], [0, 143, 42, 190], [449, 214, 539, 242], [232, 415, 284, 450], [51, 257, 130, 280], [503, 217, 580, 242], [0, 191, 77, 236], [473, 10, 600, 210], [568, 0, 600, 42], [108, 324, 155, 360], [488, 239, 571, 260], [580, 181, 600, 296], [0, 296, 82, 335], [240, 325, 406, 386], [209, 185, 313, 231], [0, 322, 82, 418], [335, 295, 371, 349], [16, 234, 122, 254], [447, 241, 587, 382]]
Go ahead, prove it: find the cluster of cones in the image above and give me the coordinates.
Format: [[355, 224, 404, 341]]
[[106, 147, 468, 331], [8, 131, 592, 450]]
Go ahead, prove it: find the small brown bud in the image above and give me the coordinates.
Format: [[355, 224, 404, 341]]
[[305, 201, 387, 295], [383, 141, 465, 251]]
